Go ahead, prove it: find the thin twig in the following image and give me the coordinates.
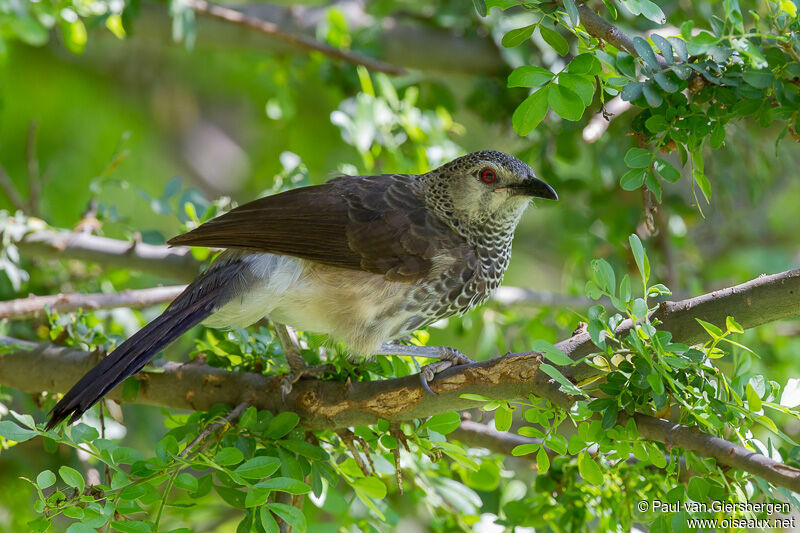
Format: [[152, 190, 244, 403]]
[[0, 286, 186, 320], [180, 401, 249, 458], [185, 0, 407, 76], [0, 163, 27, 211]]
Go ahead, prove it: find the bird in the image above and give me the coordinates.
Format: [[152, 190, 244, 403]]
[[46, 150, 557, 428]]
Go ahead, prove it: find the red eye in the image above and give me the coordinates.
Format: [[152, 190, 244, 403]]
[[480, 168, 497, 183]]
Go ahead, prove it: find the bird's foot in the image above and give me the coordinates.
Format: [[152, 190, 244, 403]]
[[418, 347, 475, 395], [280, 364, 334, 402], [374, 343, 475, 395]]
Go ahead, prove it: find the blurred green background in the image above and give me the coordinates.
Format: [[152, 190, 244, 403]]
[[1, 0, 799, 530]]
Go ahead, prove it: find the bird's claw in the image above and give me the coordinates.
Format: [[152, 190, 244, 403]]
[[419, 348, 475, 395], [280, 364, 334, 402]]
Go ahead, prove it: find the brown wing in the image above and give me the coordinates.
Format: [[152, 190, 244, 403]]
[[167, 174, 470, 282]]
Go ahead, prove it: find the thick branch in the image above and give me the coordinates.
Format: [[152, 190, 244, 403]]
[[558, 268, 800, 383], [185, 0, 406, 75], [0, 286, 186, 320], [2, 332, 799, 491]]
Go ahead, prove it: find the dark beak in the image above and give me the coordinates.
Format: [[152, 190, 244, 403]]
[[511, 176, 558, 200]]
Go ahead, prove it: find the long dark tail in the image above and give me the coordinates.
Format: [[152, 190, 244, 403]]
[[46, 258, 246, 429]]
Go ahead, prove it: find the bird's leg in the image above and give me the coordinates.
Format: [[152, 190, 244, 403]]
[[273, 322, 332, 401], [375, 343, 476, 394]]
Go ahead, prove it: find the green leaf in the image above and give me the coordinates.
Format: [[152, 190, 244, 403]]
[[632, 298, 648, 320], [624, 147, 652, 168], [59, 465, 85, 494], [746, 384, 762, 412], [265, 412, 300, 439], [512, 87, 550, 136], [654, 158, 681, 182], [619, 274, 632, 302], [693, 168, 712, 203], [37, 470, 56, 489], [235, 456, 282, 479], [174, 473, 198, 492], [238, 406, 258, 430], [28, 517, 52, 533], [508, 66, 554, 88], [568, 53, 602, 75], [653, 72, 679, 93], [563, 0, 579, 26], [668, 36, 688, 62], [353, 477, 387, 499], [687, 477, 710, 502], [539, 26, 569, 55], [726, 316, 744, 334], [650, 34, 673, 64], [511, 443, 539, 456], [540, 363, 585, 397], [558, 73, 595, 106], [0, 420, 37, 442], [472, 0, 488, 17], [641, 81, 663, 107], [214, 447, 244, 466], [647, 373, 664, 395], [245, 487, 270, 507], [620, 168, 646, 190], [518, 426, 544, 438], [743, 70, 773, 89], [696, 318, 723, 338], [633, 37, 659, 70], [578, 452, 604, 485], [549, 84, 584, 121], [620, 81, 643, 101], [260, 507, 280, 533], [536, 447, 550, 473], [591, 259, 616, 293], [459, 393, 493, 402], [257, 477, 311, 494], [645, 115, 669, 133], [530, 339, 574, 366], [279, 439, 329, 461], [620, 0, 665, 23], [420, 412, 461, 435], [61, 19, 87, 55], [501, 25, 535, 48], [66, 524, 97, 533], [494, 405, 512, 431]]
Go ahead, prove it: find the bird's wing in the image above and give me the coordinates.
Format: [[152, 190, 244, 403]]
[[168, 175, 470, 282]]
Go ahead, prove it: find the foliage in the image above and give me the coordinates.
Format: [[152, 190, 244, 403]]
[[0, 0, 799, 532]]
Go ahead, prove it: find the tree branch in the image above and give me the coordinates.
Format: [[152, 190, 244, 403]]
[[184, 0, 407, 76], [558, 268, 800, 383], [577, 4, 668, 69], [0, 286, 186, 320], [109, 1, 502, 76], [15, 230, 202, 282], [2, 325, 799, 491]]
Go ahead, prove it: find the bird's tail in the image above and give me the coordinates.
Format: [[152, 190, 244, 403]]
[[46, 258, 246, 429]]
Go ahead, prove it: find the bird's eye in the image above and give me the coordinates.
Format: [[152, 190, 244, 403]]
[[479, 168, 497, 184]]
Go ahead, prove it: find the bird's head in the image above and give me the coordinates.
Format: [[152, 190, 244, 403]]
[[424, 151, 558, 230]]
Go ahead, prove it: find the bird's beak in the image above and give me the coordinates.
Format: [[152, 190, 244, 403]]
[[510, 176, 558, 200]]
